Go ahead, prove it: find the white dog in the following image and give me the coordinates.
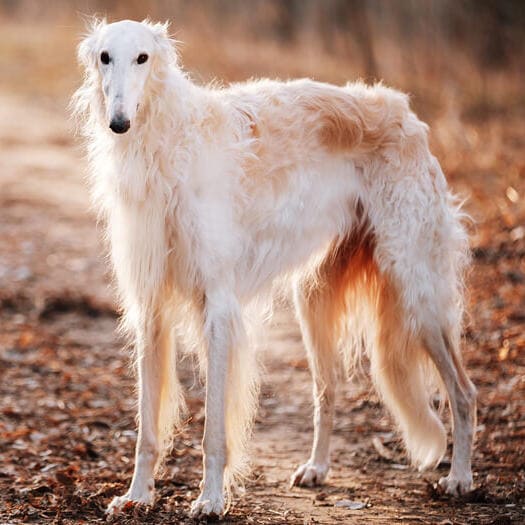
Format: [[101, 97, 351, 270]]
[[73, 19, 477, 518]]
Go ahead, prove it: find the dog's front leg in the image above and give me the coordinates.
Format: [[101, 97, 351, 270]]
[[190, 294, 233, 518], [107, 312, 167, 513]]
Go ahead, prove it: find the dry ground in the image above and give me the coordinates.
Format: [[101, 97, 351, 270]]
[[0, 21, 524, 525]]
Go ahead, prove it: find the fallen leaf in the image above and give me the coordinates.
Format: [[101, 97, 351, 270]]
[[335, 499, 367, 510], [372, 436, 394, 461]]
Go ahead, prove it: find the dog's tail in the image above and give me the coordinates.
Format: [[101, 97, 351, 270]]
[[340, 258, 447, 470], [370, 281, 447, 469]]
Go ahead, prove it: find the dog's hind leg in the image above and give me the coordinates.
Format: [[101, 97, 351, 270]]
[[290, 268, 343, 487], [290, 229, 376, 487], [421, 323, 477, 496], [108, 305, 179, 513]]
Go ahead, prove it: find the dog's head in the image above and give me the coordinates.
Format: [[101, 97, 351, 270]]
[[76, 19, 175, 134]]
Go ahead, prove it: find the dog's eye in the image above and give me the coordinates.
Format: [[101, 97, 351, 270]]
[[137, 53, 148, 64], [100, 51, 110, 65]]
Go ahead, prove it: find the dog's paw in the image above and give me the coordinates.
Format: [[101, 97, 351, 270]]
[[290, 461, 329, 487], [190, 492, 225, 519], [438, 472, 473, 497], [106, 491, 154, 515]]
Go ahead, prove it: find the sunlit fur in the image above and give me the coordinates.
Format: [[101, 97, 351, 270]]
[[72, 19, 477, 518]]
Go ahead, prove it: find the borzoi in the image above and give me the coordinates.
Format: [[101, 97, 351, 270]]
[[72, 19, 477, 518]]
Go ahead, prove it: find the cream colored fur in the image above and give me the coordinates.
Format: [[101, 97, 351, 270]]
[[72, 19, 477, 519]]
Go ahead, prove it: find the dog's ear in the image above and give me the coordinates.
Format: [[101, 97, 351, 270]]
[[143, 19, 179, 66], [148, 20, 170, 42], [77, 17, 106, 69]]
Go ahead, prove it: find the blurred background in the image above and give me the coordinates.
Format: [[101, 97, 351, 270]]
[[0, 2, 524, 524], [2, 0, 525, 101]]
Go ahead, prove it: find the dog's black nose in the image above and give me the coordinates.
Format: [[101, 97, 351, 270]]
[[109, 117, 131, 134]]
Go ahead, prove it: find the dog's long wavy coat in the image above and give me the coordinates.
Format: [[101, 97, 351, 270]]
[[72, 19, 477, 518]]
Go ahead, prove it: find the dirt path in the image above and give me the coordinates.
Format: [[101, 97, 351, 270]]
[[0, 94, 524, 524]]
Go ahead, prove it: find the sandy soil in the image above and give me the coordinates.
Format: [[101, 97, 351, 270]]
[[0, 92, 524, 524]]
